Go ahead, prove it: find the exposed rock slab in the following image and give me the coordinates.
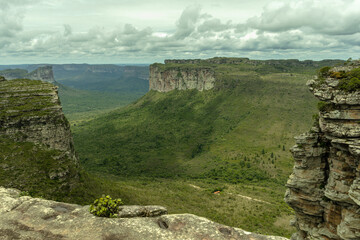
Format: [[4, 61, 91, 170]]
[[0, 187, 288, 240]]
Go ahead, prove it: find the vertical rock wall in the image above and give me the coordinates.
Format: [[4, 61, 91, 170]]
[[149, 64, 216, 92], [0, 78, 77, 162], [285, 64, 360, 240]]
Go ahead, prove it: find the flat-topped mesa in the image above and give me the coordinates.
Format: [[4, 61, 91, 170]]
[[149, 58, 344, 92], [0, 66, 55, 83], [0, 78, 76, 162], [285, 61, 360, 240]]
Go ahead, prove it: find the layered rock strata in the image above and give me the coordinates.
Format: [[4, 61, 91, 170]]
[[149, 64, 216, 92], [285, 63, 360, 240], [0, 187, 288, 240], [0, 78, 76, 161]]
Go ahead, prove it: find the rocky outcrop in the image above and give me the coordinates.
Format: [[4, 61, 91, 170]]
[[0, 78, 76, 161], [149, 64, 216, 92], [285, 62, 360, 240], [0, 66, 55, 83], [0, 77, 81, 201], [0, 187, 288, 240], [26, 66, 55, 83]]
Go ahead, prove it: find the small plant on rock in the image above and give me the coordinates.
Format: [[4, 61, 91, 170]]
[[89, 195, 123, 218]]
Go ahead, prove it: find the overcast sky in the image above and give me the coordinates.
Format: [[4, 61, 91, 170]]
[[0, 0, 359, 64]]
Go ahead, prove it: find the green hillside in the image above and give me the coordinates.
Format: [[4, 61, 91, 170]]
[[69, 60, 341, 236], [73, 71, 317, 182]]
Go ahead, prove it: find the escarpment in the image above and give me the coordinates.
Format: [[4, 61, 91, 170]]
[[0, 66, 55, 83], [149, 58, 343, 92], [0, 77, 80, 200], [0, 78, 76, 160], [285, 62, 360, 240], [149, 64, 215, 92]]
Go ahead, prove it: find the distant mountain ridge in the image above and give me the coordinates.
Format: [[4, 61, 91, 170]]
[[0, 66, 55, 83]]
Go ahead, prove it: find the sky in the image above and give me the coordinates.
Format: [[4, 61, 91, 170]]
[[0, 0, 359, 64]]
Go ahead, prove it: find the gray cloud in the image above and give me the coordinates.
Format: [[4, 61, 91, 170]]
[[247, 0, 360, 35], [1, 0, 359, 64], [173, 5, 202, 40]]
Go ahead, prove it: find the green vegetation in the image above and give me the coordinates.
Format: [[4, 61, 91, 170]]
[[317, 101, 333, 112], [316, 65, 360, 92], [0, 135, 80, 202], [73, 72, 317, 183], [90, 195, 123, 218], [2, 60, 345, 237], [93, 175, 295, 236], [69, 61, 328, 237], [57, 83, 144, 121]]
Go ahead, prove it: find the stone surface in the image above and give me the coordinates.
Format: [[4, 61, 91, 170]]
[[0, 187, 288, 240], [285, 62, 360, 240]]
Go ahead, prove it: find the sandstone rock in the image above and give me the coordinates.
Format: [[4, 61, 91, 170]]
[[149, 64, 216, 92], [0, 78, 76, 161], [0, 187, 288, 240], [286, 62, 360, 240]]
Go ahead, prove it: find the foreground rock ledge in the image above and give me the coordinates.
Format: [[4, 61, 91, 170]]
[[0, 187, 287, 240]]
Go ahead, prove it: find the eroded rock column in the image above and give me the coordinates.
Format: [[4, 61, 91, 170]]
[[285, 63, 360, 240]]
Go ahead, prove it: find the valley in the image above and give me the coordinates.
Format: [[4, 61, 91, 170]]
[[0, 58, 348, 238], [66, 58, 342, 237]]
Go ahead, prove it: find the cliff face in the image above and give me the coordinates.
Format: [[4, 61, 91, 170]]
[[0, 66, 55, 83], [26, 66, 55, 83], [149, 65, 215, 92], [285, 63, 360, 240], [0, 78, 76, 161], [0, 77, 80, 199]]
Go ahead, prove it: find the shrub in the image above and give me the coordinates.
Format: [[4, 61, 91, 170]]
[[318, 66, 331, 78], [329, 71, 345, 79], [89, 195, 123, 218], [317, 101, 333, 112]]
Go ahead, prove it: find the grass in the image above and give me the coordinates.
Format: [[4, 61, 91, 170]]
[[87, 174, 296, 237]]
